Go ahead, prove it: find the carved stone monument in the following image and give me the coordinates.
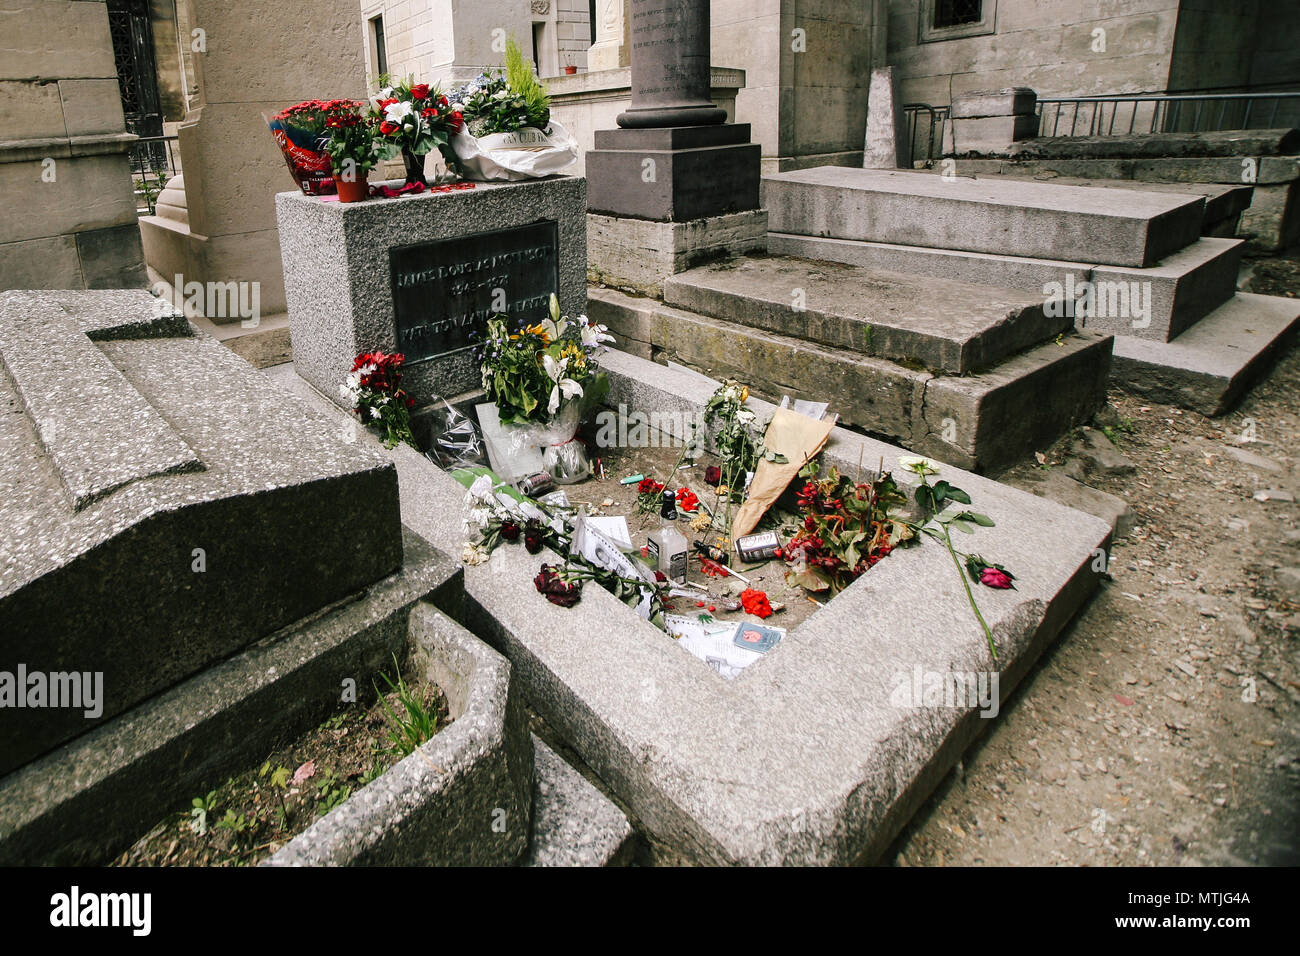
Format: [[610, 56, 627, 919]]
[[584, 0, 766, 293], [276, 177, 587, 409]]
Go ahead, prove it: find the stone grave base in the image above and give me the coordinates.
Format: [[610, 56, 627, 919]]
[[586, 209, 768, 295], [268, 350, 1111, 865]]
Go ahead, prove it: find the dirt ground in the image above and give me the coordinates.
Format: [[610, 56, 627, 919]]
[[888, 252, 1300, 867]]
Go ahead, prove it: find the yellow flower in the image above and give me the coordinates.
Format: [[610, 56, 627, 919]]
[[740, 386, 749, 402], [510, 323, 551, 344]]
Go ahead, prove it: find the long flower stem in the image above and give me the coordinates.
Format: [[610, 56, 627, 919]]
[[940, 524, 998, 661]]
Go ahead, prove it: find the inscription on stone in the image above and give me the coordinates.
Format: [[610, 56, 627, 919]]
[[389, 220, 559, 363]]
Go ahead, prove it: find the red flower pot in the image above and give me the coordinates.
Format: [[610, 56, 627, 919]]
[[564, 65, 578, 75], [333, 173, 369, 203]]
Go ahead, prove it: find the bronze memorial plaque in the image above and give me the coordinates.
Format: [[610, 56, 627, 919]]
[[389, 220, 560, 363]]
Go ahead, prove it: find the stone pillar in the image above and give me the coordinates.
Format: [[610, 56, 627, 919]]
[[616, 0, 724, 128], [587, 0, 630, 72], [137, 0, 365, 322], [585, 0, 765, 293], [863, 67, 911, 169]]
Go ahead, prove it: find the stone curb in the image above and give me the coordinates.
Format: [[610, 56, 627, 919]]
[[266, 603, 534, 866]]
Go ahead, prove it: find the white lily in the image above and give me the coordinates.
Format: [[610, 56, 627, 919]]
[[580, 318, 615, 349], [543, 354, 583, 415], [537, 292, 568, 342], [384, 100, 414, 122]]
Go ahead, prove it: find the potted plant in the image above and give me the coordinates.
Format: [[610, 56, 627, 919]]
[[446, 39, 578, 180], [266, 99, 353, 195], [477, 294, 613, 483], [321, 100, 379, 202], [370, 76, 465, 186]]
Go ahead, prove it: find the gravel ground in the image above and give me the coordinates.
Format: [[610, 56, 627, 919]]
[[888, 255, 1300, 867]]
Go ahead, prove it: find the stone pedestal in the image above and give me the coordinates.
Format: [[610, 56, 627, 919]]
[[951, 88, 1039, 156], [587, 125, 760, 220], [585, 0, 765, 292], [276, 177, 588, 408]]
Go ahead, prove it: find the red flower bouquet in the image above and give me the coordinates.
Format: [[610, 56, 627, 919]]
[[268, 99, 363, 195], [339, 351, 418, 449], [370, 75, 465, 185]]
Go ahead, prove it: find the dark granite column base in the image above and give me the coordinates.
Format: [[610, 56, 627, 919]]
[[617, 103, 727, 128], [586, 124, 761, 222]]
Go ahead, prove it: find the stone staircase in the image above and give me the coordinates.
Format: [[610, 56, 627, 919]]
[[765, 167, 1300, 415], [590, 255, 1111, 472]]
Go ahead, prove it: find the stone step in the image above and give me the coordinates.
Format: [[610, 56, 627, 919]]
[[1110, 292, 1300, 416], [588, 287, 1112, 473], [1084, 237, 1245, 342], [764, 166, 1204, 267], [662, 255, 1070, 374], [767, 234, 1245, 343], [918, 170, 1253, 234]]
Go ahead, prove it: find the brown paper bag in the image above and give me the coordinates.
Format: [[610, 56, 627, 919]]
[[730, 407, 836, 543]]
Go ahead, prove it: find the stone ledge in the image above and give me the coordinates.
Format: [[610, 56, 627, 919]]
[[0, 531, 459, 866], [526, 735, 635, 867], [267, 601, 534, 866], [0, 132, 137, 165]]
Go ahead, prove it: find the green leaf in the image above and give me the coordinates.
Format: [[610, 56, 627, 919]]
[[947, 485, 972, 505], [785, 568, 830, 592], [967, 512, 995, 527], [950, 519, 975, 534]]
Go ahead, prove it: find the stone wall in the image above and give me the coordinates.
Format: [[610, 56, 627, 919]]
[[0, 0, 146, 290], [138, 0, 365, 320], [359, 0, 589, 87], [712, 0, 884, 174], [887, 0, 1181, 109], [888, 0, 1300, 112]]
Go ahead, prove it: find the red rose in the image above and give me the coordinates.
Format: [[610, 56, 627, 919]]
[[980, 567, 1013, 589], [704, 466, 721, 485], [500, 521, 520, 542], [410, 84, 431, 100], [524, 522, 544, 555], [740, 588, 773, 619], [534, 564, 581, 607], [379, 121, 398, 136]]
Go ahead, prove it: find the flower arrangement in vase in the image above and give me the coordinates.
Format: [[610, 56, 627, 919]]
[[477, 294, 614, 482], [370, 76, 465, 185]]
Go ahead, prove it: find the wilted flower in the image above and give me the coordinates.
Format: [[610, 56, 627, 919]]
[[898, 455, 939, 476], [534, 564, 582, 607]]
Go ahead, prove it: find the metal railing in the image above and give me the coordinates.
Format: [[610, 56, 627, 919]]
[[903, 103, 950, 165], [129, 134, 180, 215], [1036, 92, 1300, 138]]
